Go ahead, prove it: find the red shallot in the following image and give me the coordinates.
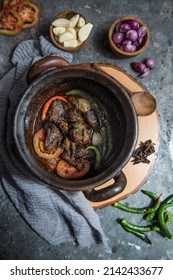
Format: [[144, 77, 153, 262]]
[[123, 43, 133, 52], [144, 57, 155, 69], [112, 32, 124, 44], [139, 68, 150, 78], [131, 58, 155, 78], [138, 26, 147, 38], [111, 18, 148, 53], [125, 30, 138, 42], [131, 62, 148, 74], [127, 19, 140, 30], [119, 22, 131, 33]]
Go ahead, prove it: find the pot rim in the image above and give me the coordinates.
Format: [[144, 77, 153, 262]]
[[13, 65, 138, 191]]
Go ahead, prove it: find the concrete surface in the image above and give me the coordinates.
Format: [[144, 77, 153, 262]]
[[0, 0, 173, 260]]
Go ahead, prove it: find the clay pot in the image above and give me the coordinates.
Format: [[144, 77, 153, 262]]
[[13, 57, 138, 202]]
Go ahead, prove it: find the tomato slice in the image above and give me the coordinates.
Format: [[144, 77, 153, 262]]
[[33, 128, 63, 159], [0, 8, 23, 35], [56, 160, 77, 179], [56, 160, 90, 179], [46, 158, 60, 170], [3, 0, 21, 6], [18, 1, 40, 29], [71, 160, 90, 179], [41, 96, 68, 121], [2, 0, 23, 9], [2, 0, 40, 29]]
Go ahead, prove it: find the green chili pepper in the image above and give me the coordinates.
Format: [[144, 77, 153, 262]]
[[141, 189, 159, 200], [115, 191, 173, 243], [122, 225, 152, 244], [152, 194, 173, 224], [119, 206, 172, 235], [153, 211, 172, 231], [144, 212, 156, 221], [142, 190, 160, 221], [65, 89, 87, 96], [145, 194, 162, 214], [163, 210, 172, 227], [121, 218, 159, 233], [162, 194, 173, 204], [146, 206, 172, 223], [150, 211, 172, 232], [114, 201, 146, 214], [157, 203, 173, 239], [114, 194, 162, 214], [86, 145, 101, 169]]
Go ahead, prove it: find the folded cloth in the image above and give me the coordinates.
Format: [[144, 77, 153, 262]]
[[0, 36, 107, 248]]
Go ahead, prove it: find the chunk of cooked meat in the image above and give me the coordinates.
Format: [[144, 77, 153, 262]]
[[71, 141, 76, 159], [61, 137, 89, 170], [68, 109, 81, 123], [69, 122, 92, 146], [44, 122, 63, 152], [68, 96, 79, 109], [63, 137, 71, 150], [58, 120, 69, 135], [47, 99, 66, 124], [63, 138, 76, 159], [75, 148, 95, 160], [83, 109, 100, 131], [61, 150, 85, 170]]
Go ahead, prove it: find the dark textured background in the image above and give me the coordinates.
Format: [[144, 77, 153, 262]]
[[0, 0, 173, 259]]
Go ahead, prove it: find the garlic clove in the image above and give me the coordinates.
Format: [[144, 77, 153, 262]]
[[53, 26, 66, 36], [77, 16, 85, 28], [63, 39, 78, 48], [59, 31, 75, 43], [67, 27, 77, 39], [52, 18, 70, 28], [69, 14, 80, 28], [77, 39, 82, 46], [78, 23, 93, 43]]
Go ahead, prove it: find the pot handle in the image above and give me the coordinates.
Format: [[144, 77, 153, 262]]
[[27, 56, 70, 84], [84, 171, 127, 202]]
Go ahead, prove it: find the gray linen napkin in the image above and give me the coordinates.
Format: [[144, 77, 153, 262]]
[[0, 36, 107, 248]]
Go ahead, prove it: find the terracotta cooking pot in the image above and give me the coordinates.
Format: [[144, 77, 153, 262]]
[[13, 57, 138, 202]]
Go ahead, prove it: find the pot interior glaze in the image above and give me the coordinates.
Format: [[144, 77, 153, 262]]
[[13, 65, 138, 191]]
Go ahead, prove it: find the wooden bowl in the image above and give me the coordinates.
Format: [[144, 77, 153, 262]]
[[49, 11, 90, 53], [108, 16, 150, 58]]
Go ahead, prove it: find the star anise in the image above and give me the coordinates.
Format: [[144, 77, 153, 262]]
[[131, 139, 156, 165]]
